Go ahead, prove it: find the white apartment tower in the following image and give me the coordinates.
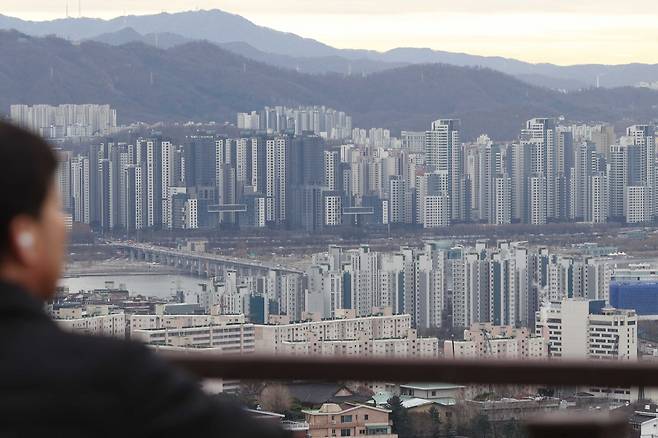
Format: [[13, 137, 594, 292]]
[[425, 119, 463, 223], [589, 172, 608, 224], [625, 185, 650, 224], [528, 174, 547, 225], [521, 118, 557, 221], [608, 144, 628, 219], [423, 195, 450, 228], [493, 174, 512, 225], [161, 141, 174, 229]]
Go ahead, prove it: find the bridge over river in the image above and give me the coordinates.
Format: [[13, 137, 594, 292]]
[[108, 241, 303, 279]]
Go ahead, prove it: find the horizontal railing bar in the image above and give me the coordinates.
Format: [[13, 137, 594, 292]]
[[163, 354, 658, 387]]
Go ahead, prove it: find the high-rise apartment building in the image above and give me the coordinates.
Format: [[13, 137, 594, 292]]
[[521, 118, 556, 221], [425, 119, 463, 223]]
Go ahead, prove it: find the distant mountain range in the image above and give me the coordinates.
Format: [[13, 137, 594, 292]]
[[2, 9, 658, 90], [87, 27, 407, 76], [2, 30, 658, 140]]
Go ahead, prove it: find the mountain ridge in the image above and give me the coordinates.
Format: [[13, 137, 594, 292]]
[[2, 31, 657, 140], [3, 10, 658, 89]]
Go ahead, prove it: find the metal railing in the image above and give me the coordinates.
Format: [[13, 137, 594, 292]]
[[165, 354, 652, 437]]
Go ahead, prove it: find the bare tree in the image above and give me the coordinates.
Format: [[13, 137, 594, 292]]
[[259, 384, 293, 414]]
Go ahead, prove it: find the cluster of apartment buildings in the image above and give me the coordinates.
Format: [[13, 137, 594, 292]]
[[395, 120, 655, 227], [51, 112, 657, 234], [10, 104, 117, 139], [236, 105, 353, 140], [303, 241, 645, 333], [51, 289, 440, 360]]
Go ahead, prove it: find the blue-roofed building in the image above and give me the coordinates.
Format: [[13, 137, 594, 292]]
[[609, 282, 658, 315]]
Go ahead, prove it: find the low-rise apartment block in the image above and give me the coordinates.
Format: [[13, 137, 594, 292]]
[[445, 323, 547, 359], [254, 313, 439, 358], [131, 321, 255, 355], [303, 403, 397, 438], [129, 313, 245, 333], [53, 304, 125, 339]]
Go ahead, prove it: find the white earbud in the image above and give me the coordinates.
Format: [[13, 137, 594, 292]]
[[18, 232, 34, 249]]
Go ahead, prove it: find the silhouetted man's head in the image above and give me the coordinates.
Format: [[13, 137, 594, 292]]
[[0, 122, 65, 300]]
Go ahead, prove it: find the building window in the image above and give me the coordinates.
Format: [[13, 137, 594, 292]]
[[341, 429, 352, 436], [341, 415, 353, 423]]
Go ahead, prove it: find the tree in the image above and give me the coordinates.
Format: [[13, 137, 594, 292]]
[[471, 414, 492, 438], [258, 384, 293, 414], [387, 396, 412, 438], [500, 420, 527, 438], [238, 381, 266, 409], [428, 406, 442, 438]]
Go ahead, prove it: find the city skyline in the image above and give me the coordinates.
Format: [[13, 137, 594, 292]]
[[6, 3, 658, 434], [12, 102, 653, 234], [3, 1, 658, 65]]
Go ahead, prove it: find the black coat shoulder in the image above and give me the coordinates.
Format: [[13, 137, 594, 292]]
[[0, 283, 288, 438]]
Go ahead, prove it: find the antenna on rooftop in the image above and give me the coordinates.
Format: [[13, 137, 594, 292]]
[[78, 0, 81, 17], [65, 1, 69, 18]]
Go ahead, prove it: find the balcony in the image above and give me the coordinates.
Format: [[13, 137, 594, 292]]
[[165, 353, 655, 438], [281, 420, 310, 431]]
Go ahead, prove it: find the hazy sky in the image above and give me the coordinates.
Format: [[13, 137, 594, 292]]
[[4, 0, 658, 65]]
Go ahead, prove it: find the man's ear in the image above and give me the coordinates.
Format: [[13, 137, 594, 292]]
[[7, 216, 39, 267]]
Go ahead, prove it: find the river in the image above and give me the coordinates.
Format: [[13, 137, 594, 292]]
[[58, 274, 210, 299]]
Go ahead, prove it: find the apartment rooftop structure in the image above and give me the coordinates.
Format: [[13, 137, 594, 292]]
[[399, 383, 465, 401], [611, 263, 658, 283]]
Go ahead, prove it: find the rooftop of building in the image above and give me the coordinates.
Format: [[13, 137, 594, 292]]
[[401, 397, 456, 409], [283, 382, 372, 406], [260, 312, 407, 327], [302, 402, 391, 416], [400, 382, 465, 391], [134, 322, 254, 332]]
